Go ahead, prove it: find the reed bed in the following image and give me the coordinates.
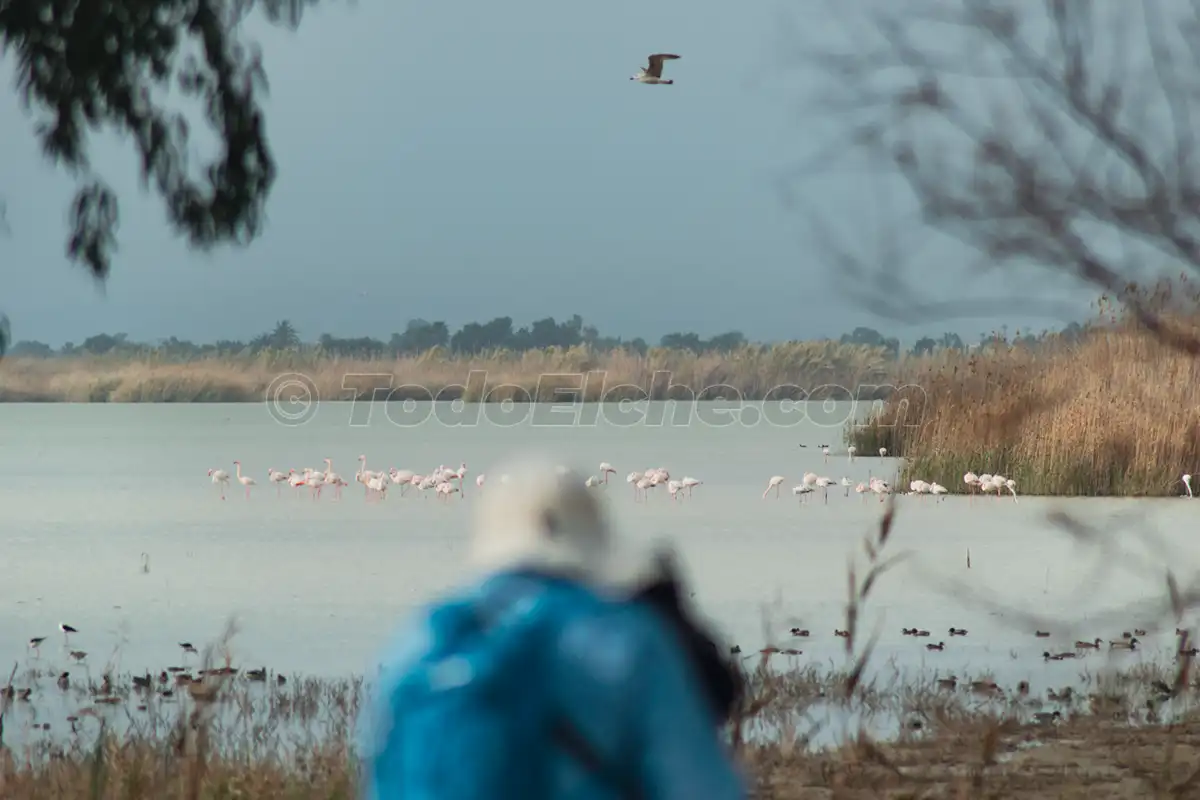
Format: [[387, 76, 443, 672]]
[[848, 288, 1200, 496], [0, 341, 895, 403]]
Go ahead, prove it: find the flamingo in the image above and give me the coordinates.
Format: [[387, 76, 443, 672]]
[[325, 472, 349, 499], [680, 476, 702, 497], [599, 462, 616, 483], [305, 469, 325, 500], [1184, 474, 1193, 498], [763, 476, 785, 499], [814, 476, 836, 504], [207, 468, 230, 500], [977, 474, 993, 501], [963, 471, 980, 504], [821, 446, 831, 463], [449, 463, 468, 495], [841, 477, 853, 497], [989, 474, 1008, 499], [288, 469, 307, 490], [389, 469, 416, 496], [855, 482, 869, 502], [930, 483, 948, 502], [879, 447, 888, 457], [792, 484, 815, 504], [848, 445, 857, 462], [1004, 478, 1018, 502], [267, 468, 288, 496], [666, 480, 683, 501], [869, 477, 891, 502], [366, 471, 388, 501], [476, 474, 486, 490], [635, 476, 652, 502], [322, 458, 344, 487], [232, 461, 256, 498], [358, 455, 383, 496], [436, 481, 459, 502]]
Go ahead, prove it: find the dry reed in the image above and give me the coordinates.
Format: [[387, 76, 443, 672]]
[[0, 341, 895, 403], [848, 282, 1200, 496]]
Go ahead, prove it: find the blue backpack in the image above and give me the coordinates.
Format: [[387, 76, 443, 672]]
[[371, 579, 640, 799]]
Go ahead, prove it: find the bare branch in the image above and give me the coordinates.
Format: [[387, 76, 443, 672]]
[[790, 0, 1200, 352]]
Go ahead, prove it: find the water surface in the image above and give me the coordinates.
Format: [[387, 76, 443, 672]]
[[2, 402, 1195, 693]]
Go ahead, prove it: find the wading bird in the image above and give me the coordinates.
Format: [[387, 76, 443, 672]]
[[207, 468, 230, 500], [233, 461, 256, 498]]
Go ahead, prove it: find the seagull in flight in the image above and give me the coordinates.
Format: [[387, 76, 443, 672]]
[[631, 54, 681, 84]]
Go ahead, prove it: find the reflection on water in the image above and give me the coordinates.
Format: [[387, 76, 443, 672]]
[[1, 403, 1197, 748]]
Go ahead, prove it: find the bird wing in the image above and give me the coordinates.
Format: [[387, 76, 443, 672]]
[[645, 53, 680, 78]]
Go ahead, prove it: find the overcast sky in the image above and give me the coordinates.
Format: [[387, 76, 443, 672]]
[[0, 0, 1099, 348]]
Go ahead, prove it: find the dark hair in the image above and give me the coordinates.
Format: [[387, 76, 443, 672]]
[[631, 550, 744, 724]]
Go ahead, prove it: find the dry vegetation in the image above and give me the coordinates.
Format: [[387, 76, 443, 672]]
[[0, 341, 897, 403], [849, 283, 1200, 497]]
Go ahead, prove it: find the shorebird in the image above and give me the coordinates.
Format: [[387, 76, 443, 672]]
[[180, 642, 198, 656], [60, 623, 77, 643], [763, 475, 785, 499], [28, 637, 45, 657], [631, 53, 680, 84]]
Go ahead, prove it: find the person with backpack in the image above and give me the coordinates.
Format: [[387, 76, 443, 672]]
[[359, 454, 748, 800]]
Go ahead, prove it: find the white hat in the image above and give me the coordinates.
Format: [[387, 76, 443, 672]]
[[468, 453, 659, 596]]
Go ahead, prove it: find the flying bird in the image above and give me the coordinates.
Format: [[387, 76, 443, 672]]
[[631, 54, 680, 84]]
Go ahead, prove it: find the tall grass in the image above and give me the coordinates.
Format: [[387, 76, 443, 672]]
[[0, 341, 896, 403], [848, 282, 1200, 496]]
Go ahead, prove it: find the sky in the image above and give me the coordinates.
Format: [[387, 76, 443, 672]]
[[0, 0, 1102, 348]]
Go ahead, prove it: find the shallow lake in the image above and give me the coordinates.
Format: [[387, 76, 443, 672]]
[[1, 401, 1196, 701]]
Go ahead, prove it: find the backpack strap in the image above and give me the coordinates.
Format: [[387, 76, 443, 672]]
[[473, 575, 643, 800], [550, 717, 644, 800]]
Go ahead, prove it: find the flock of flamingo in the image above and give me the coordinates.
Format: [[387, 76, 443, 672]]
[[205, 457, 703, 502], [202, 447, 1031, 506]]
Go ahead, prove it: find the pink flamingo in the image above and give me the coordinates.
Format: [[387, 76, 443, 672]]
[[358, 455, 383, 497], [763, 476, 785, 499], [267, 468, 287, 496], [207, 468, 230, 500], [448, 462, 468, 496], [232, 461, 256, 499]]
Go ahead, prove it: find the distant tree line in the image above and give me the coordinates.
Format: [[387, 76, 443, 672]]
[[5, 316, 1090, 360]]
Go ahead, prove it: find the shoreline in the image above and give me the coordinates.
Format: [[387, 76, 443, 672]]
[[3, 661, 1195, 799]]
